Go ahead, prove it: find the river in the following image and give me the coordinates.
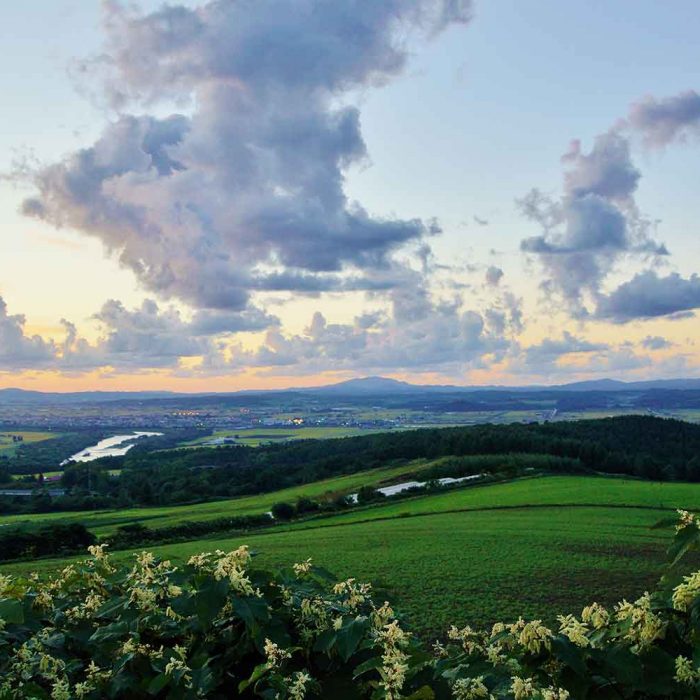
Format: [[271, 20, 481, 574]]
[[61, 431, 163, 465]]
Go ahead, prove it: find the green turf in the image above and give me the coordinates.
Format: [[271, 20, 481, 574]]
[[2, 475, 697, 638]]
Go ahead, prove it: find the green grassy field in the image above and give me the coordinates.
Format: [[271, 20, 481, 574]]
[[10, 469, 121, 481], [182, 426, 386, 447], [0, 431, 58, 456], [2, 474, 698, 637], [0, 460, 432, 535]]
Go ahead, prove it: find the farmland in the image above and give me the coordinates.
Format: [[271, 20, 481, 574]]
[[0, 430, 58, 456], [3, 474, 699, 637], [181, 426, 379, 447]]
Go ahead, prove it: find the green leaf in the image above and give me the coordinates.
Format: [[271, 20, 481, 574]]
[[602, 645, 643, 687], [668, 524, 700, 566], [89, 620, 130, 644], [232, 596, 269, 628], [551, 636, 586, 676], [147, 672, 170, 695], [238, 662, 269, 693], [0, 599, 23, 624], [336, 617, 370, 662], [96, 596, 127, 618], [314, 629, 338, 654], [352, 656, 383, 679], [194, 578, 229, 626]]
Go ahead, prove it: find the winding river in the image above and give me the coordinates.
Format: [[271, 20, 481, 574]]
[[61, 431, 162, 465]]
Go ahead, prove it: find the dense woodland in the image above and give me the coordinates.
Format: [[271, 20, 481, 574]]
[[0, 415, 692, 513], [0, 427, 208, 481]]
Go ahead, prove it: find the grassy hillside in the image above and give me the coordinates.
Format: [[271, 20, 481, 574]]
[[0, 459, 432, 535], [3, 474, 700, 637], [275, 474, 700, 530]]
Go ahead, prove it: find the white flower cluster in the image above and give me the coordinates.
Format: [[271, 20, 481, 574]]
[[676, 509, 699, 531], [675, 655, 700, 686], [614, 592, 666, 649], [672, 570, 700, 612], [375, 620, 411, 700], [452, 675, 493, 699], [187, 546, 260, 597]]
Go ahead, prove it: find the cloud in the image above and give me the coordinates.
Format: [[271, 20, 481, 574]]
[[485, 265, 503, 287], [59, 299, 209, 370], [0, 297, 57, 370], [520, 130, 667, 314], [23, 0, 472, 311], [188, 307, 278, 335], [216, 279, 519, 376], [641, 335, 673, 350], [596, 271, 700, 323], [524, 331, 608, 366], [627, 90, 700, 148]]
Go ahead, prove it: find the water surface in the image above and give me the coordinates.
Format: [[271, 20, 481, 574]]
[[61, 432, 162, 465]]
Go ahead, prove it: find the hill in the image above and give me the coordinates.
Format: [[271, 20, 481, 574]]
[[3, 474, 699, 636]]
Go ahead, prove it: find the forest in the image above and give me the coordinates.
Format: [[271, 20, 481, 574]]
[[0, 415, 694, 514]]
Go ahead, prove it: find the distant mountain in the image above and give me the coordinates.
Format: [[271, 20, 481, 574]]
[[308, 376, 700, 395], [549, 379, 629, 392], [551, 378, 700, 392], [308, 376, 422, 395], [0, 388, 179, 404], [2, 376, 700, 404]]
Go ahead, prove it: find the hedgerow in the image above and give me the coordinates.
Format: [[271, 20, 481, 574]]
[[2, 511, 700, 698]]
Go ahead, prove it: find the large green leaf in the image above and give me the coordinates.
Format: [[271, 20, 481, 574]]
[[232, 596, 269, 629], [336, 617, 370, 662], [0, 599, 24, 624]]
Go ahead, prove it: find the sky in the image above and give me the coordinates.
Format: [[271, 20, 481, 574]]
[[1, 0, 699, 391]]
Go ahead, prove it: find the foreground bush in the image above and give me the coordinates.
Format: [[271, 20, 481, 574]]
[[2, 513, 700, 698]]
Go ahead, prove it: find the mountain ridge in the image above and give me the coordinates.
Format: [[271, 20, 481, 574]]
[[2, 375, 700, 403]]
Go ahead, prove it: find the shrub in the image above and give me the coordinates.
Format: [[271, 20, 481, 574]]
[[1, 513, 700, 697], [0, 523, 95, 562], [271, 501, 295, 521], [356, 486, 386, 504], [295, 497, 320, 514]]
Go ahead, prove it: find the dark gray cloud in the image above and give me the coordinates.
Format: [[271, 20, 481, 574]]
[[23, 0, 472, 311], [0, 297, 57, 370], [627, 90, 700, 148], [596, 271, 700, 323], [520, 131, 667, 314]]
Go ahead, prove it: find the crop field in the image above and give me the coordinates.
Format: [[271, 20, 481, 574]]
[[669, 409, 700, 423], [0, 431, 58, 456], [181, 426, 384, 447], [3, 475, 700, 637], [10, 469, 121, 481]]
